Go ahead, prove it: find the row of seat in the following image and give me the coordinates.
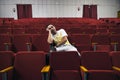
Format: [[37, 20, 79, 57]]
[[0, 34, 49, 52], [1, 34, 120, 52], [0, 18, 120, 29], [0, 23, 119, 30], [69, 34, 120, 52], [0, 51, 120, 80], [1, 27, 120, 35], [99, 18, 120, 25]]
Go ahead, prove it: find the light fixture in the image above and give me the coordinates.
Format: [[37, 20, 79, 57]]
[[13, 8, 16, 12]]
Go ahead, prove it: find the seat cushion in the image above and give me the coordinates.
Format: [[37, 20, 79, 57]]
[[52, 70, 81, 80], [87, 70, 118, 80]]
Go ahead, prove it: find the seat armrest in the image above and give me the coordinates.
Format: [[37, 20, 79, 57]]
[[26, 43, 32, 45], [92, 42, 98, 45], [111, 42, 118, 51], [80, 66, 88, 80], [80, 66, 88, 72], [4, 43, 11, 45], [41, 65, 50, 73], [4, 43, 11, 51], [0, 66, 13, 80], [0, 66, 13, 73], [92, 42, 98, 51], [26, 43, 32, 51], [112, 66, 120, 71], [41, 65, 50, 80]]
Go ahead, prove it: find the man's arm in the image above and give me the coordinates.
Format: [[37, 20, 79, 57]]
[[47, 30, 53, 44], [56, 36, 67, 47]]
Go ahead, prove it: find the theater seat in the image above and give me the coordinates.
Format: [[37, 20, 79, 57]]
[[80, 51, 118, 80], [0, 34, 12, 51], [11, 34, 32, 52], [0, 51, 14, 80], [110, 51, 120, 79], [69, 34, 92, 52], [31, 34, 50, 52], [110, 34, 120, 51], [41, 51, 82, 80], [1, 51, 46, 80], [91, 34, 111, 51]]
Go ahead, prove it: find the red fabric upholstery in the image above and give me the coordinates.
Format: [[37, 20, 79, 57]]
[[12, 28, 25, 34], [53, 70, 81, 80], [31, 34, 50, 52], [12, 34, 31, 52], [0, 34, 12, 51], [14, 51, 46, 80], [94, 45, 111, 52], [81, 51, 112, 70], [87, 70, 117, 80], [92, 34, 110, 45], [69, 34, 92, 52], [81, 51, 118, 80], [0, 51, 14, 80], [0, 28, 12, 34], [25, 28, 41, 34], [50, 51, 81, 80], [91, 34, 111, 51], [110, 34, 120, 51], [110, 51, 120, 78], [110, 51, 120, 68]]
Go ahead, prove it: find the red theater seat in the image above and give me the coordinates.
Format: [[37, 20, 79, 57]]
[[12, 28, 25, 34], [0, 34, 12, 51], [109, 28, 120, 34], [91, 34, 111, 51], [1, 51, 46, 80], [110, 34, 120, 51], [81, 51, 118, 80], [0, 51, 14, 80], [110, 51, 120, 79], [0, 28, 12, 34], [11, 34, 32, 52], [42, 51, 82, 80], [69, 34, 92, 52], [31, 34, 50, 52], [25, 28, 41, 34]]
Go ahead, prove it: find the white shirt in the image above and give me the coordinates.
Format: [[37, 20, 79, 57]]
[[52, 29, 70, 45]]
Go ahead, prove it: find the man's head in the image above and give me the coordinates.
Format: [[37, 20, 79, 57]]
[[46, 24, 57, 35]]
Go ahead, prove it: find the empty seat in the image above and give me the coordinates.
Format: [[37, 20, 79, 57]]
[[0, 34, 12, 51], [109, 28, 120, 34], [82, 28, 96, 34], [12, 28, 25, 34], [0, 51, 14, 80], [42, 51, 81, 80], [110, 51, 120, 79], [81, 51, 118, 80], [96, 28, 108, 34], [69, 34, 92, 52], [1, 51, 46, 80], [110, 34, 120, 51], [14, 51, 46, 80], [69, 27, 83, 34], [11, 34, 32, 52], [31, 34, 50, 52], [0, 28, 12, 34], [25, 28, 41, 34], [91, 34, 111, 51]]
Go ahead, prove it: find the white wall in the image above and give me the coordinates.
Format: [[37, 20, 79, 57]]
[[0, 0, 119, 19], [97, 0, 120, 19]]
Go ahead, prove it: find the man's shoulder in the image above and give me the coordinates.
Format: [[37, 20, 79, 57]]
[[58, 29, 65, 32]]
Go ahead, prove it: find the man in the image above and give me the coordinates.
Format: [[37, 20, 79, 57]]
[[46, 24, 80, 56]]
